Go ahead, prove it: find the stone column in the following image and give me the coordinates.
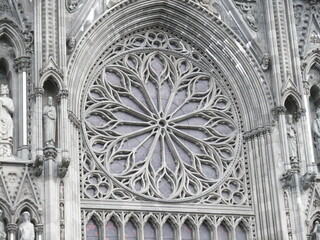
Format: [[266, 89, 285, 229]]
[[13, 56, 31, 160], [7, 223, 17, 240], [44, 146, 58, 240], [35, 224, 44, 240], [57, 90, 70, 178], [34, 88, 44, 159]]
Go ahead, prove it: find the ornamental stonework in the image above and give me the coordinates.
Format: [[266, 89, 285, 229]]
[[82, 29, 241, 202]]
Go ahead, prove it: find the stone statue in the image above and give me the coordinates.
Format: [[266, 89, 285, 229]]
[[0, 84, 14, 157], [18, 212, 34, 240], [313, 108, 320, 160], [287, 115, 297, 160], [0, 210, 6, 240], [43, 96, 56, 146]]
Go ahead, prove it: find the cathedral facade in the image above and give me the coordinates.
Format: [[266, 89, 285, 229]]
[[0, 0, 318, 239]]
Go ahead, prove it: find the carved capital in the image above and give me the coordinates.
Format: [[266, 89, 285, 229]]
[[58, 157, 70, 178], [272, 106, 287, 119], [33, 155, 44, 177], [6, 223, 17, 233], [35, 224, 44, 234], [57, 89, 69, 103], [44, 146, 57, 160], [294, 108, 306, 121], [32, 88, 44, 99], [13, 56, 31, 73]]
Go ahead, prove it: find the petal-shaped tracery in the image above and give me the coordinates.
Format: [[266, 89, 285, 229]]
[[83, 50, 240, 201]]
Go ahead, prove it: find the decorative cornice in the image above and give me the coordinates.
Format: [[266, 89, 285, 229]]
[[7, 223, 17, 233], [272, 106, 286, 119], [13, 56, 31, 73], [57, 89, 69, 103]]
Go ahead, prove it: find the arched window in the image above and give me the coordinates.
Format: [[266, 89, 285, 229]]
[[125, 220, 137, 240], [199, 222, 211, 240], [144, 221, 156, 240], [217, 223, 229, 240], [181, 222, 193, 240], [163, 222, 175, 240], [86, 219, 99, 240], [105, 219, 118, 240], [235, 224, 247, 240]]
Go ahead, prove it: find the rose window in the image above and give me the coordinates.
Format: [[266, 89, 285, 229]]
[[83, 50, 240, 201]]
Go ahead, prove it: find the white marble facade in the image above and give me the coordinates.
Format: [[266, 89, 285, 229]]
[[0, 0, 319, 239]]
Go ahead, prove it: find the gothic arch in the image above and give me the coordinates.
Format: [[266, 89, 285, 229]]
[[0, 22, 26, 57], [67, 0, 273, 131], [13, 201, 41, 224]]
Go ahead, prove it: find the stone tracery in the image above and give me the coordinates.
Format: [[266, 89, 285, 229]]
[[82, 29, 241, 201]]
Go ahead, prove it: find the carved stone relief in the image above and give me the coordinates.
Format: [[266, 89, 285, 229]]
[[233, 0, 259, 31], [66, 0, 83, 13]]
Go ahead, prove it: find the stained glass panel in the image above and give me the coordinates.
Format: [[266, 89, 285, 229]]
[[86, 219, 99, 240]]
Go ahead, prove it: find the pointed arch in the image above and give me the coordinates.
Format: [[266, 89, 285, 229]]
[[67, 0, 273, 131], [13, 201, 41, 224], [0, 22, 26, 56]]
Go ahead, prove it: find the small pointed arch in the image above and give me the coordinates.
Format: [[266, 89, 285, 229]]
[[234, 219, 250, 240], [15, 206, 39, 233], [105, 217, 119, 240], [0, 23, 26, 56], [124, 218, 139, 240], [308, 211, 320, 233], [162, 218, 176, 240], [181, 219, 195, 240], [144, 219, 157, 240], [217, 220, 231, 240], [0, 200, 11, 224], [302, 48, 320, 80], [310, 84, 320, 111], [14, 201, 41, 224], [283, 94, 301, 115], [42, 76, 61, 99], [199, 220, 212, 240], [86, 217, 100, 240], [144, 214, 161, 230]]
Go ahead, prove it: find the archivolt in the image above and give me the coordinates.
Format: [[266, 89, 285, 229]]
[[67, 0, 273, 131]]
